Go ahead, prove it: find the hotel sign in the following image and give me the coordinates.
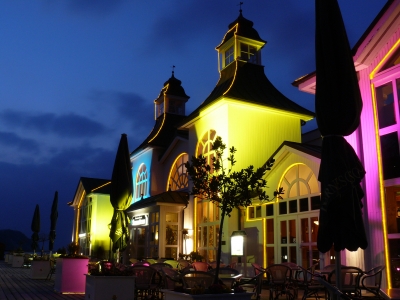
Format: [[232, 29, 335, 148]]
[[131, 215, 147, 226]]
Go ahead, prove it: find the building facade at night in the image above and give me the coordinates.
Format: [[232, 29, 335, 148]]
[[70, 0, 400, 289]]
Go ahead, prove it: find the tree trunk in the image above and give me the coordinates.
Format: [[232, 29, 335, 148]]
[[213, 204, 226, 284]]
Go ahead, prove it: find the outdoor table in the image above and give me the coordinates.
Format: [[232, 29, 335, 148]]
[[218, 273, 242, 288]]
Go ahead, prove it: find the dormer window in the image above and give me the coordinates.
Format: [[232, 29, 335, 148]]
[[240, 43, 258, 63], [225, 46, 234, 66]]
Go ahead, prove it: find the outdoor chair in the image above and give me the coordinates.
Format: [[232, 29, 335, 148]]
[[163, 259, 180, 269], [181, 271, 214, 290], [359, 265, 385, 299], [178, 259, 191, 270], [282, 262, 301, 298], [208, 267, 240, 288], [160, 266, 182, 290], [266, 264, 294, 300], [131, 265, 162, 299], [236, 271, 264, 300], [296, 265, 326, 300], [150, 262, 173, 271], [328, 266, 364, 298], [252, 262, 266, 276], [192, 261, 211, 272]]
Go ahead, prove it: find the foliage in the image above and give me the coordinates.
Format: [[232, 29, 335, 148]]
[[59, 242, 88, 259], [89, 261, 134, 276], [185, 136, 283, 284], [56, 246, 67, 255]]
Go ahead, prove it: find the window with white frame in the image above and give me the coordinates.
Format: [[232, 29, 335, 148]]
[[225, 46, 234, 67], [167, 153, 189, 191], [373, 46, 400, 180], [195, 130, 219, 261], [135, 164, 148, 201]]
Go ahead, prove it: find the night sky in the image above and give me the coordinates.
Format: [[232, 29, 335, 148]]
[[0, 1, 387, 251]]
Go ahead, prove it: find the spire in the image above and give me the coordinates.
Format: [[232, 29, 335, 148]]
[[238, 1, 243, 14]]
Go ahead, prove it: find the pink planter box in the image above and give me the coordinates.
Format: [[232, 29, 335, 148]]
[[54, 258, 89, 293]]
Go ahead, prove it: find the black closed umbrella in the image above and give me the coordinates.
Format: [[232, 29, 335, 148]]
[[49, 191, 58, 253], [315, 0, 368, 253], [109, 134, 133, 256], [31, 204, 40, 254]]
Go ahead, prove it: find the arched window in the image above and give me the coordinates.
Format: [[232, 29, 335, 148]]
[[277, 163, 320, 267], [195, 130, 219, 262], [167, 153, 189, 191], [135, 164, 148, 201]]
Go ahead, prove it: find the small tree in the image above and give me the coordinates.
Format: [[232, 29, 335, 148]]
[[185, 136, 283, 284]]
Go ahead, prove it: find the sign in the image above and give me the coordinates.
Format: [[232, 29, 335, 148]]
[[131, 215, 147, 226]]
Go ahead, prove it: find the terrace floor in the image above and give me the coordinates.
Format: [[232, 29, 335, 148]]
[[0, 260, 392, 300]]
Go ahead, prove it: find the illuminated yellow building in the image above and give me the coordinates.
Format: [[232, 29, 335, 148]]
[[69, 177, 112, 259]]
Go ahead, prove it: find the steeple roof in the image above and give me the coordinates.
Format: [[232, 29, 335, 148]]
[[216, 11, 266, 49], [182, 61, 314, 125], [156, 71, 189, 99]]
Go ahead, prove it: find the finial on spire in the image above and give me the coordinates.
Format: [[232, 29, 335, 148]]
[[171, 65, 175, 77], [238, 2, 243, 13]]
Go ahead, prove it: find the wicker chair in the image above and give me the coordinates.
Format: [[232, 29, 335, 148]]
[[266, 264, 294, 300], [181, 271, 214, 290], [360, 266, 385, 299], [131, 265, 161, 299], [160, 266, 182, 290], [150, 262, 173, 271], [328, 266, 364, 298], [296, 265, 326, 300], [236, 272, 264, 300]]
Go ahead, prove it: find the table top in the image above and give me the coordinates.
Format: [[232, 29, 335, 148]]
[[218, 274, 242, 279]]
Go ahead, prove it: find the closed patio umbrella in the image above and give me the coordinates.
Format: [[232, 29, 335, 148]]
[[315, 0, 368, 293], [315, 0, 368, 255], [49, 191, 58, 253], [31, 204, 40, 254], [109, 133, 133, 255]]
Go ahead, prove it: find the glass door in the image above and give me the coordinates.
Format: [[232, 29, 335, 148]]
[[278, 217, 298, 264], [299, 214, 319, 268]]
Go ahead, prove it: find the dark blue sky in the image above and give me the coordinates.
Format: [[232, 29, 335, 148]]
[[0, 1, 387, 251]]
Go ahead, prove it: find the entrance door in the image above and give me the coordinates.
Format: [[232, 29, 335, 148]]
[[299, 214, 319, 268], [129, 227, 147, 259], [278, 217, 298, 264], [278, 213, 319, 267]]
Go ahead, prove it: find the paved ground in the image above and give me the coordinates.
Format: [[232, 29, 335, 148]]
[[0, 259, 330, 300]]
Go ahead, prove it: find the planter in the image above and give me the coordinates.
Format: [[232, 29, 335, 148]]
[[7, 254, 13, 264], [161, 290, 254, 300], [4, 254, 9, 263], [31, 260, 51, 279], [85, 275, 136, 300], [12, 255, 24, 267], [54, 257, 89, 293]]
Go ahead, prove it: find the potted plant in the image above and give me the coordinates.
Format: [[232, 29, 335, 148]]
[[12, 247, 25, 267], [31, 255, 51, 279], [54, 242, 89, 294], [84, 261, 136, 300]]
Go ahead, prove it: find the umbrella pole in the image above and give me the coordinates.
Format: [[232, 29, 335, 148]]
[[335, 250, 342, 300]]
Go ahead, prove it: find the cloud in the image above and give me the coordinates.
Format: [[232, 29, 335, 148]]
[[0, 110, 109, 138], [0, 131, 40, 152], [87, 90, 154, 142], [0, 142, 114, 251]]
